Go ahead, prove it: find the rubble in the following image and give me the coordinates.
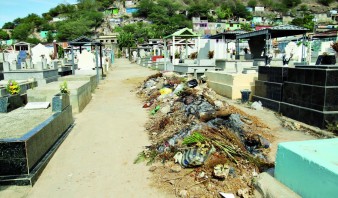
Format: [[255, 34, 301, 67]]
[[135, 72, 274, 197]]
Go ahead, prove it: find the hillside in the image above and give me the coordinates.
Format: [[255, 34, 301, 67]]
[[1, 0, 338, 46]]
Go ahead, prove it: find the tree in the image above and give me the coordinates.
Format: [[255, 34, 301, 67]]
[[133, 0, 156, 18], [188, 2, 212, 18], [240, 23, 253, 31], [231, 1, 252, 19], [248, 0, 257, 8], [282, 0, 301, 8], [22, 14, 45, 27], [271, 3, 288, 13], [58, 45, 64, 58], [291, 14, 314, 31], [157, 0, 180, 17], [13, 18, 22, 26], [46, 31, 54, 43], [56, 19, 91, 41], [223, 7, 233, 19], [0, 30, 10, 40], [215, 7, 226, 19], [260, 0, 273, 7], [317, 0, 334, 6], [77, 0, 98, 11], [2, 22, 15, 29], [11, 23, 33, 40], [117, 32, 135, 50], [26, 37, 41, 44]]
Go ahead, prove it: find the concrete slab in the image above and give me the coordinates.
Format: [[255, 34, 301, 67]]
[[27, 80, 91, 113], [3, 69, 59, 86], [254, 172, 301, 198], [174, 65, 216, 77], [58, 75, 98, 93], [275, 138, 338, 198], [206, 71, 257, 99], [216, 59, 254, 73], [0, 106, 73, 185]]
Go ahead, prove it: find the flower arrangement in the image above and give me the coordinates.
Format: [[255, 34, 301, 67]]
[[331, 41, 338, 53], [60, 81, 70, 94], [6, 80, 21, 95], [208, 50, 214, 59], [175, 51, 181, 59], [189, 52, 198, 59]]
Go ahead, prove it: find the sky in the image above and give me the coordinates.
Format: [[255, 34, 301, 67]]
[[0, 0, 78, 27]]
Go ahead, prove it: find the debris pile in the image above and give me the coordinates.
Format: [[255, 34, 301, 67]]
[[136, 72, 274, 197]]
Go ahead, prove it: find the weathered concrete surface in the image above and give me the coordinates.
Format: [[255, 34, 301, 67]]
[[206, 71, 257, 99], [275, 139, 338, 198], [27, 80, 91, 113], [254, 172, 301, 198], [58, 74, 98, 93]]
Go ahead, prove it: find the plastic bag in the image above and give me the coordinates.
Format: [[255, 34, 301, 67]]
[[173, 83, 185, 95], [251, 101, 263, 110], [159, 87, 172, 95], [187, 79, 198, 88]]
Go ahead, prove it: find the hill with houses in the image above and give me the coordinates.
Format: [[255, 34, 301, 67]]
[[0, 0, 338, 51]]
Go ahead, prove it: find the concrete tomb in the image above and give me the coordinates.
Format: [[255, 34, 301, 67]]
[[0, 104, 73, 185], [31, 43, 52, 67], [77, 50, 95, 70], [275, 138, 338, 198], [206, 71, 257, 100], [27, 80, 92, 113]]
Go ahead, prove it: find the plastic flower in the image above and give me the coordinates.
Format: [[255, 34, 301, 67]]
[[6, 80, 20, 95], [60, 81, 70, 94]]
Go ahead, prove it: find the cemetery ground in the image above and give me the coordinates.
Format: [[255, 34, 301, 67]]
[[0, 58, 335, 197]]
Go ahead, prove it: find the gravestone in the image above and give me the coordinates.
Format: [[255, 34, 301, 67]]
[[77, 50, 95, 70], [17, 51, 27, 67], [32, 44, 52, 66], [315, 55, 336, 65], [7, 52, 19, 70]]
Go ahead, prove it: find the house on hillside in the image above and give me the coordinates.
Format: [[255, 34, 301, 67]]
[[52, 16, 67, 22], [104, 6, 119, 16], [193, 17, 243, 35], [109, 18, 122, 27], [39, 31, 57, 41], [97, 34, 119, 51]]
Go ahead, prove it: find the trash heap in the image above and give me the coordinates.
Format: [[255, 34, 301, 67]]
[[136, 72, 274, 197]]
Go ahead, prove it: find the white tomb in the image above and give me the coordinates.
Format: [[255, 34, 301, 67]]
[[32, 43, 52, 67], [77, 50, 95, 70]]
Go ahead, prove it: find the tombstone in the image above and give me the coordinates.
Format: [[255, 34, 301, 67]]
[[35, 61, 44, 70], [26, 59, 33, 69], [282, 53, 293, 67], [315, 55, 336, 65], [7, 52, 19, 70], [21, 62, 27, 69], [50, 60, 59, 70], [32, 43, 52, 66], [17, 51, 27, 67], [139, 50, 146, 58], [265, 53, 273, 66], [0, 53, 4, 62], [3, 62, 10, 72], [132, 51, 137, 62], [77, 50, 95, 70]]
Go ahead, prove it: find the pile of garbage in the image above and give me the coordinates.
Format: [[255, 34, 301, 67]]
[[135, 72, 274, 197]]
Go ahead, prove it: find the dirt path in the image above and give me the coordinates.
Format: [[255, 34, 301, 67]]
[[0, 59, 173, 198]]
